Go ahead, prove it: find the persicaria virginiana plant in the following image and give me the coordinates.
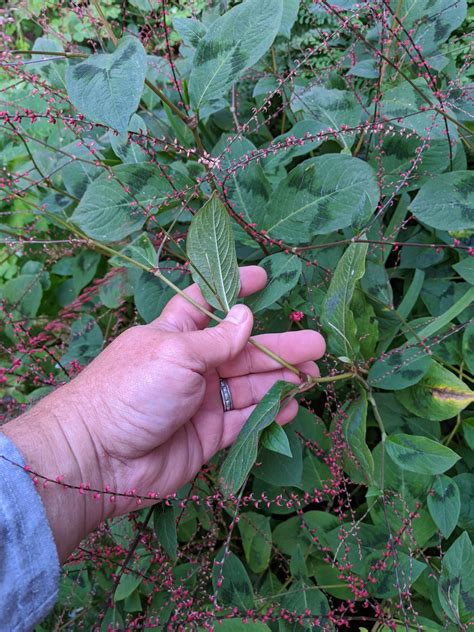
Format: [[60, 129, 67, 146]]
[[1, 0, 474, 629]]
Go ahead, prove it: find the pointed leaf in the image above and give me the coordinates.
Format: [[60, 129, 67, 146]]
[[246, 253, 302, 313], [186, 194, 240, 312], [261, 422, 292, 457], [368, 345, 433, 390], [189, 0, 283, 113], [396, 361, 474, 421], [427, 475, 461, 538], [342, 393, 375, 483], [321, 241, 368, 358], [238, 512, 272, 573], [212, 549, 254, 609], [154, 504, 177, 561], [261, 155, 379, 244], [66, 37, 147, 132], [219, 381, 294, 494], [386, 434, 461, 475]]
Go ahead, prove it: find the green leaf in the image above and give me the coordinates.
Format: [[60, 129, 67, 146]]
[[462, 320, 474, 374], [261, 421, 292, 457], [189, 0, 283, 114], [368, 345, 433, 390], [399, 0, 467, 55], [212, 549, 254, 610], [342, 392, 375, 484], [238, 512, 272, 573], [386, 434, 461, 475], [61, 315, 103, 366], [254, 427, 303, 487], [410, 171, 474, 231], [279, 580, 329, 631], [454, 256, 474, 284], [1, 274, 42, 318], [290, 86, 362, 150], [65, 37, 147, 132], [219, 381, 294, 494], [427, 475, 461, 538], [114, 552, 152, 601], [186, 193, 240, 312], [462, 417, 474, 450], [154, 504, 177, 561], [212, 135, 270, 225], [438, 531, 474, 624], [321, 241, 368, 358], [454, 473, 474, 531], [262, 155, 379, 244], [246, 253, 302, 313], [396, 361, 474, 421], [72, 164, 184, 242], [110, 113, 148, 164], [173, 17, 207, 49], [278, 0, 300, 38], [134, 269, 189, 323]]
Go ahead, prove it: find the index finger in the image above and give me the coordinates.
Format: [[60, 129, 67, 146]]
[[154, 265, 268, 332]]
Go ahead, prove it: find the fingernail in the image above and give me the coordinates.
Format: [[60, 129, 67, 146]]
[[227, 304, 248, 324]]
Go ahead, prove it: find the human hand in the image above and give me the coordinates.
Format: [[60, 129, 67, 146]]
[[3, 266, 325, 560]]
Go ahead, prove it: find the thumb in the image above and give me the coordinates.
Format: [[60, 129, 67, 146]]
[[186, 304, 253, 370]]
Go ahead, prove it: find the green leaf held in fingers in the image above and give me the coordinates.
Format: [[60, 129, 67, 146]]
[[65, 37, 147, 132], [186, 193, 240, 312], [386, 434, 461, 475], [261, 155, 379, 244], [396, 361, 474, 421], [219, 381, 295, 495], [321, 241, 368, 359], [189, 0, 283, 115]]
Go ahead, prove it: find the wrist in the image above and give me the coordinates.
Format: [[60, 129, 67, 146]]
[[2, 385, 110, 562]]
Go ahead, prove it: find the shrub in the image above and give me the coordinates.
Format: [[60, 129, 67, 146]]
[[1, 0, 473, 630]]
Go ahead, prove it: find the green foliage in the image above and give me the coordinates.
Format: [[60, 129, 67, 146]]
[[2, 0, 474, 628]]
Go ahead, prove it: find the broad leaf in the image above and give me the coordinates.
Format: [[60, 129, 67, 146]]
[[368, 345, 433, 390], [246, 253, 302, 313], [1, 274, 43, 318], [386, 434, 461, 475], [399, 0, 467, 55], [261, 421, 292, 457], [173, 17, 207, 49], [73, 164, 186, 242], [219, 381, 294, 494], [212, 549, 254, 609], [290, 86, 362, 150], [189, 0, 283, 114], [134, 269, 189, 323], [110, 114, 148, 164], [61, 315, 103, 366], [396, 361, 474, 421], [114, 551, 152, 601], [279, 0, 300, 38], [454, 256, 474, 284], [186, 194, 240, 312], [254, 427, 303, 487], [321, 241, 368, 358], [212, 135, 270, 225], [261, 155, 379, 244], [427, 475, 461, 538], [66, 37, 147, 132], [154, 504, 177, 561], [280, 579, 329, 631], [410, 171, 474, 231], [238, 512, 272, 573], [438, 531, 474, 624], [463, 321, 474, 374]]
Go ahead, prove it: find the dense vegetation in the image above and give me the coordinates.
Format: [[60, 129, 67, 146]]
[[1, 0, 473, 630]]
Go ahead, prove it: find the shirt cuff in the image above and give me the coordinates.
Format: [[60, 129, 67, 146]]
[[0, 431, 60, 632]]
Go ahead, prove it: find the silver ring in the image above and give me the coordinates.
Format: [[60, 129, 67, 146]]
[[219, 379, 233, 412]]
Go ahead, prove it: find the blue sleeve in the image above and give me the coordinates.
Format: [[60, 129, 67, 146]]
[[0, 432, 60, 632]]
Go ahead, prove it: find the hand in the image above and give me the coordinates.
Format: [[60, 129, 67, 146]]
[[3, 266, 325, 561]]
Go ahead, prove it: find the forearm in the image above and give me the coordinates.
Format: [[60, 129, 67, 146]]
[[2, 385, 108, 562]]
